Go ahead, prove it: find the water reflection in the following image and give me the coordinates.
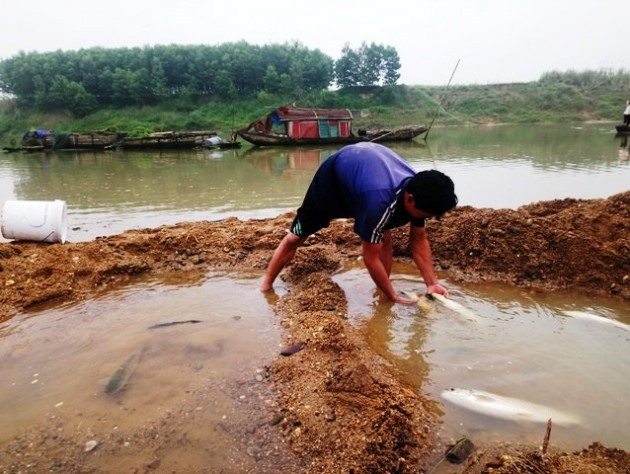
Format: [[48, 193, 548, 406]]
[[617, 133, 629, 161], [239, 146, 335, 175]]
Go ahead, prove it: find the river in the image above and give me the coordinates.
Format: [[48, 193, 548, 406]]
[[1, 123, 628, 242]]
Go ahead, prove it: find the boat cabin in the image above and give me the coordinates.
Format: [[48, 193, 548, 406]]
[[254, 106, 353, 139]]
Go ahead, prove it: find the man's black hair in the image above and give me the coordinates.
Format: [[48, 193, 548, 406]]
[[406, 170, 458, 218]]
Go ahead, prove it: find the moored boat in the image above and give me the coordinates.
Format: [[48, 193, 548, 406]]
[[22, 130, 123, 150], [234, 106, 427, 147], [49, 132, 123, 149], [118, 131, 217, 149]]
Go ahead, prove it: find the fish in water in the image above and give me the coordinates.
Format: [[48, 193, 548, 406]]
[[400, 290, 435, 314], [562, 310, 630, 332], [428, 293, 479, 324], [104, 348, 143, 395], [148, 319, 202, 330], [441, 388, 580, 426]]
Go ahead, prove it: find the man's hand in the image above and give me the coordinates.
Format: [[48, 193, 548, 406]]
[[427, 283, 449, 298], [393, 294, 420, 305]]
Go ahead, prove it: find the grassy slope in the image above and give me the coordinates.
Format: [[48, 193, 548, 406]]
[[0, 80, 625, 146]]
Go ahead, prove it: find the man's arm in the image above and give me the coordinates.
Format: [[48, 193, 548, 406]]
[[362, 241, 417, 304], [260, 232, 306, 292], [409, 225, 449, 296]]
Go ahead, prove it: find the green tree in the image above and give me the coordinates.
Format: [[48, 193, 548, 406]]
[[335, 44, 361, 88], [111, 68, 148, 106], [299, 48, 334, 90], [213, 69, 237, 99], [335, 42, 401, 87], [150, 58, 170, 102], [263, 65, 282, 93], [359, 43, 381, 86], [382, 46, 401, 85], [44, 75, 97, 116], [0, 42, 337, 108]]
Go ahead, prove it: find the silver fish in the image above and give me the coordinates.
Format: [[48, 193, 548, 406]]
[[400, 290, 435, 314], [429, 293, 479, 324], [441, 387, 580, 426], [104, 347, 143, 395], [562, 310, 630, 332]]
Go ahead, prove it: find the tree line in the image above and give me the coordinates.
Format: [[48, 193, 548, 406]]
[[0, 42, 401, 116]]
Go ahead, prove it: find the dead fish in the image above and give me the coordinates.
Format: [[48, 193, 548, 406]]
[[280, 341, 305, 356], [104, 348, 143, 395], [428, 293, 479, 324], [148, 320, 202, 330], [562, 310, 630, 332], [400, 290, 435, 314], [441, 388, 580, 426]]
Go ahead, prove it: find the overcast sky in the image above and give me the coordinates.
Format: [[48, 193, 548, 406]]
[[1, 0, 626, 86]]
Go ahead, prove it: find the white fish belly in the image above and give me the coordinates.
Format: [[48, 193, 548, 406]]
[[563, 310, 630, 331], [441, 388, 580, 426], [430, 293, 479, 324]]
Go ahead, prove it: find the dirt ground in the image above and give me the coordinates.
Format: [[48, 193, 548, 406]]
[[1, 191, 629, 473]]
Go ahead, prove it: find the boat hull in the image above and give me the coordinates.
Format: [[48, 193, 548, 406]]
[[237, 125, 427, 147]]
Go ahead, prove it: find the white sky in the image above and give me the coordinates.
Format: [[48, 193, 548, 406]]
[[1, 0, 626, 86]]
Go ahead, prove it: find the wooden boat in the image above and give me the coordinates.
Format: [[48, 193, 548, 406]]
[[118, 130, 217, 149], [21, 130, 122, 150], [234, 106, 427, 147], [615, 124, 630, 133], [46, 132, 123, 149]]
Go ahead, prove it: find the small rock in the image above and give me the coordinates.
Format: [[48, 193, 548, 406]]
[[280, 341, 306, 356], [84, 440, 99, 452]]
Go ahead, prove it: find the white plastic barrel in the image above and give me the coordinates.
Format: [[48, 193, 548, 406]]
[[1, 200, 68, 243]]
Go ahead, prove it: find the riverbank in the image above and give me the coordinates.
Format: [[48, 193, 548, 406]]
[[0, 192, 629, 472], [2, 69, 627, 147]]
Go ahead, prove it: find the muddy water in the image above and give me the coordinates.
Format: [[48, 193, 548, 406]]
[[0, 271, 281, 469], [333, 261, 630, 451]]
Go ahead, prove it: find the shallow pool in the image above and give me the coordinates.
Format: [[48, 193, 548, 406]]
[[0, 272, 282, 471], [334, 261, 630, 451]]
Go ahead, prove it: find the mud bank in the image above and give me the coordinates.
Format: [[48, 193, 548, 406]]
[[0, 192, 628, 472]]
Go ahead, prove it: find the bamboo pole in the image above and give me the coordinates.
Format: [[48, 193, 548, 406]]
[[424, 59, 460, 141]]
